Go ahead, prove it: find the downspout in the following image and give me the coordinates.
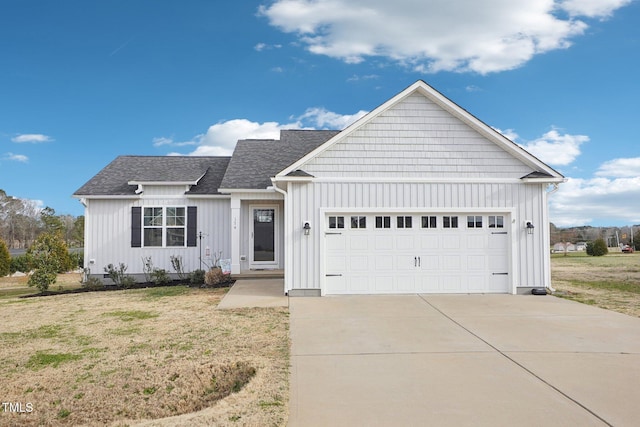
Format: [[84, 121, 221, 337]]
[[271, 179, 289, 295], [544, 182, 562, 292]]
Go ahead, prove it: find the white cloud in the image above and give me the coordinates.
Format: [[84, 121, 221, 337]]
[[254, 42, 283, 51], [297, 107, 368, 129], [259, 0, 630, 74], [4, 152, 29, 162], [549, 176, 640, 226], [152, 137, 197, 147], [162, 109, 367, 156], [560, 0, 632, 18], [11, 134, 53, 143], [519, 129, 589, 166], [595, 157, 640, 178]]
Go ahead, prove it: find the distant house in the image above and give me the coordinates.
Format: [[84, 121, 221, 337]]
[[553, 242, 577, 252], [74, 80, 564, 295]]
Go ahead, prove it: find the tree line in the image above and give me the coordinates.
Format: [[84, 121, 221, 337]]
[[550, 223, 640, 250], [0, 189, 83, 249]]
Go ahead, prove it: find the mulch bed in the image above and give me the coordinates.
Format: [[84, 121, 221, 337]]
[[19, 279, 235, 298]]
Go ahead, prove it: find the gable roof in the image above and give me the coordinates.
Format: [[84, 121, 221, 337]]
[[219, 130, 339, 190], [277, 80, 564, 182], [73, 156, 231, 196]]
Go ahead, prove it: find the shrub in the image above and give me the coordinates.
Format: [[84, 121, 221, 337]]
[[0, 239, 10, 277], [170, 255, 187, 280], [205, 267, 225, 287], [189, 269, 206, 287], [82, 276, 104, 290], [142, 256, 154, 282], [150, 268, 170, 285], [104, 263, 135, 288], [10, 255, 30, 274], [586, 238, 608, 257]]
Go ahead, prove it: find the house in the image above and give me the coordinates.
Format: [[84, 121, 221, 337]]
[[73, 80, 564, 295], [552, 242, 577, 252]]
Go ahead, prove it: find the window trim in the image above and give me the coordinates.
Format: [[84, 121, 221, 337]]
[[142, 206, 188, 248]]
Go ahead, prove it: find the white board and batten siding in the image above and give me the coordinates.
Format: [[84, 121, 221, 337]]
[[284, 91, 551, 295], [84, 196, 231, 277], [286, 181, 548, 295]]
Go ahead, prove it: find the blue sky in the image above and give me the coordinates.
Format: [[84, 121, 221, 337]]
[[1, 0, 638, 227]]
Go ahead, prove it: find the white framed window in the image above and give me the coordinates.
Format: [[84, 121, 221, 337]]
[[467, 215, 483, 228], [443, 216, 458, 229], [375, 216, 391, 229], [489, 215, 504, 228], [397, 216, 412, 228], [351, 216, 367, 229], [143, 206, 186, 247], [421, 216, 437, 229], [328, 216, 345, 229]]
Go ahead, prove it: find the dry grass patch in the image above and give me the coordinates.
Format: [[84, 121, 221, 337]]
[[551, 252, 640, 317], [0, 285, 289, 426]]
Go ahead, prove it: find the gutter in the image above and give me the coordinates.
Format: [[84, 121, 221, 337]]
[[271, 178, 289, 296]]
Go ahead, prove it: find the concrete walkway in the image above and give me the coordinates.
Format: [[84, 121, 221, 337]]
[[289, 294, 640, 426], [216, 279, 288, 309]]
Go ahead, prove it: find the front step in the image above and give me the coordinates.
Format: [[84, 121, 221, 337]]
[[234, 270, 284, 280]]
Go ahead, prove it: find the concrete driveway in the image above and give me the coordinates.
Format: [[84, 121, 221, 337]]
[[289, 294, 640, 426]]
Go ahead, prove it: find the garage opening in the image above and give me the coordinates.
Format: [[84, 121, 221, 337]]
[[324, 213, 511, 294]]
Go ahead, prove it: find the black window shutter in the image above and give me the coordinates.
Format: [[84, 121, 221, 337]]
[[187, 206, 197, 247], [131, 207, 142, 248]]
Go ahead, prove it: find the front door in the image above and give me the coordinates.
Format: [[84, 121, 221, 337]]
[[250, 205, 279, 268]]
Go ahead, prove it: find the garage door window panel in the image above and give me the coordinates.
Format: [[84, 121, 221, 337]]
[[397, 216, 412, 228], [489, 215, 504, 228], [375, 216, 391, 229], [421, 216, 437, 229], [443, 216, 458, 228], [329, 216, 344, 229], [467, 216, 483, 228], [351, 216, 366, 229]]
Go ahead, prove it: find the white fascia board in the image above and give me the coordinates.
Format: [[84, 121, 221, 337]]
[[271, 176, 314, 183], [217, 188, 278, 194], [72, 195, 140, 200], [185, 194, 231, 199], [128, 180, 199, 186], [312, 177, 526, 184], [521, 177, 566, 184], [276, 80, 563, 180]]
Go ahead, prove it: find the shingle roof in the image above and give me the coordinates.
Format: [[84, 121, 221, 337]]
[[73, 156, 231, 196], [219, 130, 339, 189]]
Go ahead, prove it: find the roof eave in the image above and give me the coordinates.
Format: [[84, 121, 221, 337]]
[[128, 180, 199, 186], [520, 177, 566, 184]]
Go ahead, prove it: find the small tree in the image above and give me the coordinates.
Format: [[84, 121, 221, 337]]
[[26, 232, 74, 273], [586, 238, 608, 257], [0, 238, 10, 277], [27, 237, 61, 292]]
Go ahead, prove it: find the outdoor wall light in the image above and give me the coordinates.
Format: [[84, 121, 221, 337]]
[[303, 221, 311, 236], [526, 221, 535, 235]]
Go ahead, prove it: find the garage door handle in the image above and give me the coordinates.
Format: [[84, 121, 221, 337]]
[[414, 257, 417, 267], [492, 272, 508, 275], [325, 232, 342, 235], [326, 274, 342, 277], [492, 232, 508, 235]]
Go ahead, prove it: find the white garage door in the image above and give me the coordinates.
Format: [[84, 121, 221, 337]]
[[324, 213, 510, 294]]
